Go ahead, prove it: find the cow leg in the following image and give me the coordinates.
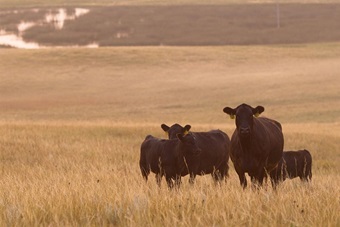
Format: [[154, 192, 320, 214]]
[[189, 173, 196, 185], [238, 173, 247, 188], [270, 175, 280, 190], [224, 165, 229, 181], [140, 167, 149, 182], [251, 170, 266, 189], [307, 160, 312, 181], [155, 173, 162, 187], [300, 174, 310, 182], [233, 164, 247, 188], [301, 166, 312, 182], [269, 167, 282, 189], [257, 170, 266, 187], [166, 177, 174, 189], [235, 167, 247, 188], [308, 169, 312, 182], [225, 164, 229, 178], [175, 175, 182, 188], [250, 176, 258, 190], [212, 170, 223, 185]]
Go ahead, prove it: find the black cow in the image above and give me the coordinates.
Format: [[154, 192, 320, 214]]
[[161, 123, 230, 184], [270, 149, 312, 184], [139, 133, 201, 188], [223, 103, 284, 188]]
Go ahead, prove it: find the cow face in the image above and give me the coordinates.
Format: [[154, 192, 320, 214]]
[[161, 133, 200, 181], [223, 103, 264, 137], [161, 123, 191, 140], [177, 133, 201, 155]]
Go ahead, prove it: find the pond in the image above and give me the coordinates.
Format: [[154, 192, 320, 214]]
[[0, 8, 98, 49]]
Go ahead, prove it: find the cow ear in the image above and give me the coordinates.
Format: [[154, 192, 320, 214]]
[[161, 124, 170, 132], [183, 125, 191, 135], [223, 107, 236, 119], [253, 106, 265, 117]]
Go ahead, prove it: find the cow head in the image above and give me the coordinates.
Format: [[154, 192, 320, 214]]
[[161, 133, 200, 182], [223, 103, 264, 137], [161, 123, 191, 140], [177, 133, 201, 156]]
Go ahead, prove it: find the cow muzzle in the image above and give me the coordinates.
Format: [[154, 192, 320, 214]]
[[239, 127, 251, 136]]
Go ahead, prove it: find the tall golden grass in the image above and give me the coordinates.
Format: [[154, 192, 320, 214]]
[[0, 44, 339, 225]]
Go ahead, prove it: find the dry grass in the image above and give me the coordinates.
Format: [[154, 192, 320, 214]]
[[0, 123, 339, 226], [0, 44, 340, 225]]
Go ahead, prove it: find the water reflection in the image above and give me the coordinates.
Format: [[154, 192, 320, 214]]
[[45, 8, 90, 30], [0, 29, 40, 49], [17, 22, 36, 33], [0, 8, 96, 49]]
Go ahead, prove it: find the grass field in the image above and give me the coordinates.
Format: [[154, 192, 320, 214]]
[[1, 1, 340, 226], [0, 43, 339, 225]]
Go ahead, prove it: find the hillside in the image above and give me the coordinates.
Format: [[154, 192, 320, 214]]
[[1, 4, 340, 47]]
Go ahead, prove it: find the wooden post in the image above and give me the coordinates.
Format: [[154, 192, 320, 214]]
[[276, 0, 281, 29]]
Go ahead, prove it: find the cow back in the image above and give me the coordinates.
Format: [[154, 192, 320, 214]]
[[187, 130, 230, 175]]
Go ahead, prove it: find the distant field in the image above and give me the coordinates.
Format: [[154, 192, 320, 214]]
[[1, 44, 340, 124], [0, 43, 339, 225], [1, 4, 340, 46]]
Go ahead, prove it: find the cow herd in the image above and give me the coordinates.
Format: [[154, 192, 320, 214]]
[[139, 103, 313, 189]]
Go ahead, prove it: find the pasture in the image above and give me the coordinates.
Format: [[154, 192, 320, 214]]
[[1, 0, 340, 225], [0, 44, 339, 226]]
